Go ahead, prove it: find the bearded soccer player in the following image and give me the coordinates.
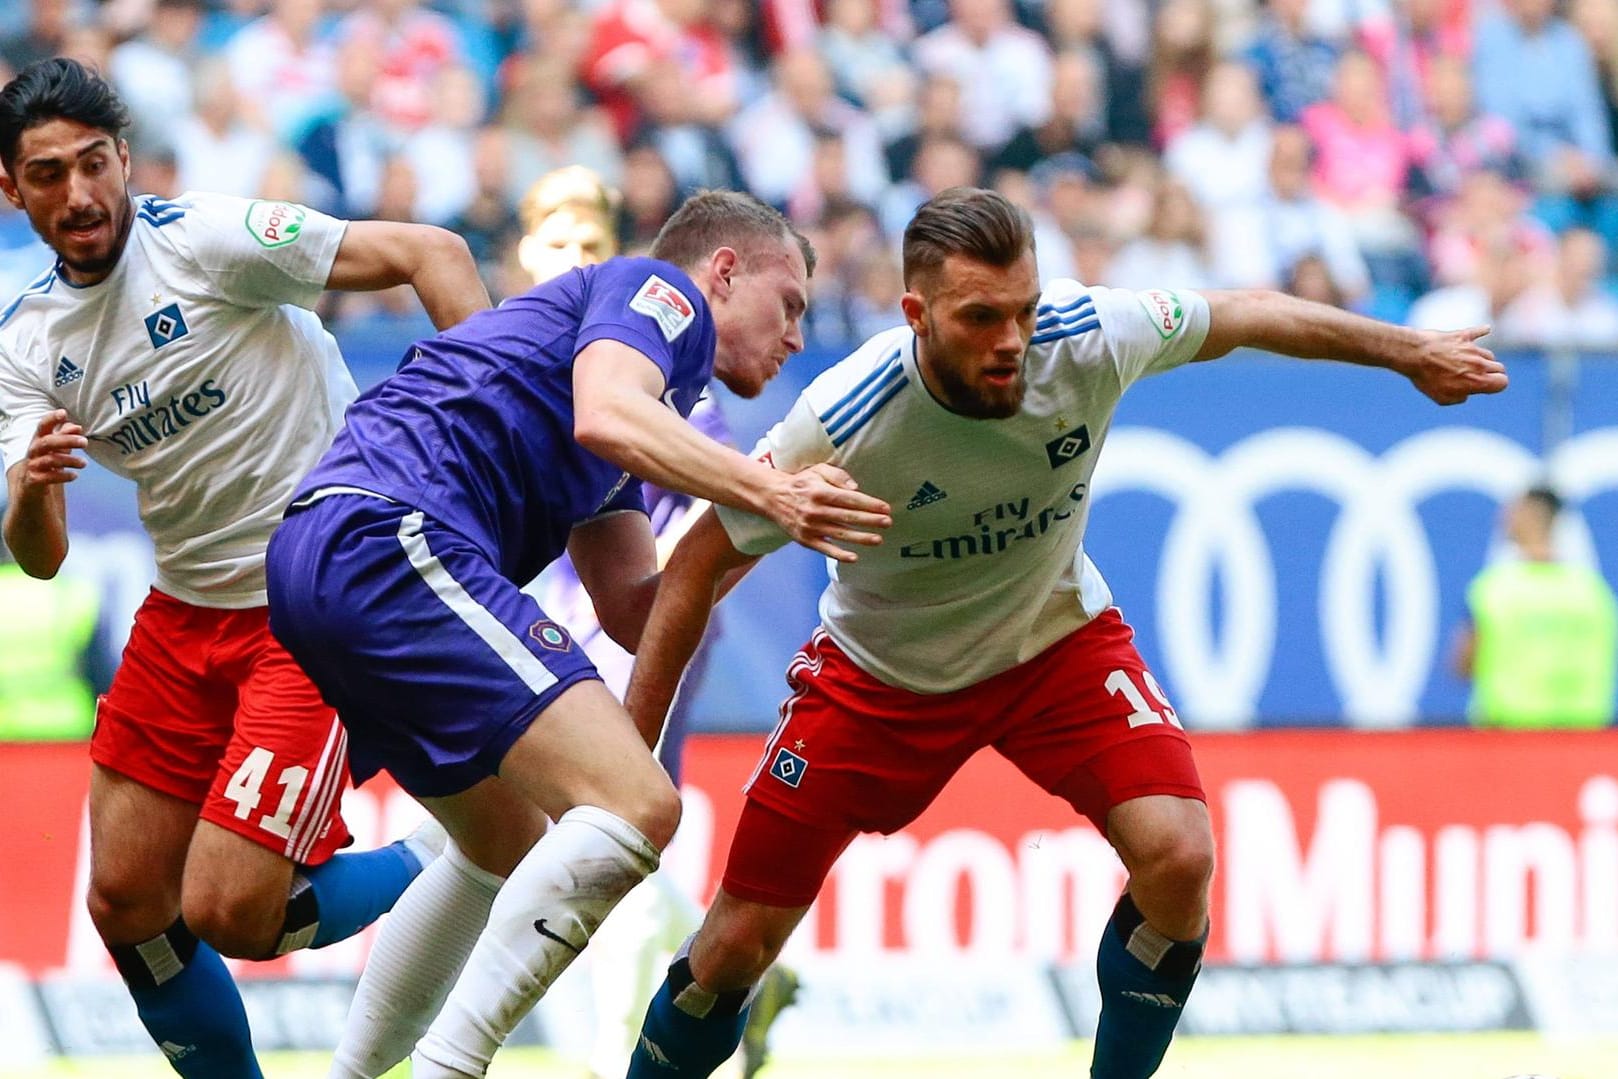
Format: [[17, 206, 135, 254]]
[[264, 188, 890, 1078], [620, 188, 1508, 1079], [0, 59, 490, 1077]]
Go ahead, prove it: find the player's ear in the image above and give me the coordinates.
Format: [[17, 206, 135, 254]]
[[900, 290, 927, 335], [117, 138, 131, 182], [709, 246, 739, 295], [0, 170, 20, 211]]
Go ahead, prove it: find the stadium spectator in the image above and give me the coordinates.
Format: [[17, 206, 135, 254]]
[[994, 48, 1111, 173], [729, 47, 889, 213], [911, 0, 1054, 153], [224, 0, 337, 144], [172, 58, 278, 199], [817, 0, 910, 108], [1473, 0, 1618, 235], [1571, 0, 1618, 153], [879, 132, 984, 239], [1244, 0, 1340, 123], [501, 54, 623, 208], [628, 55, 747, 200], [1148, 0, 1217, 146], [1302, 50, 1422, 292], [449, 126, 521, 274], [1496, 226, 1618, 349], [1041, 0, 1153, 146], [1165, 61, 1275, 286], [1453, 486, 1618, 728], [0, 0, 74, 73], [616, 141, 681, 251], [1259, 124, 1371, 304], [108, 0, 204, 154], [882, 70, 967, 181], [578, 0, 738, 145], [1406, 54, 1526, 227], [1106, 177, 1216, 289], [1359, 0, 1471, 129], [290, 33, 390, 217], [336, 0, 466, 133]]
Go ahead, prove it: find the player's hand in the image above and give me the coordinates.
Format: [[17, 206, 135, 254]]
[[20, 410, 88, 490], [766, 463, 891, 563], [1405, 326, 1508, 406]]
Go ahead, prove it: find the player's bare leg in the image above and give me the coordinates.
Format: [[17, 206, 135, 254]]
[[411, 680, 680, 1078], [626, 889, 809, 1078], [87, 765, 263, 1078], [1090, 794, 1215, 1079], [181, 824, 295, 955], [329, 776, 546, 1079]]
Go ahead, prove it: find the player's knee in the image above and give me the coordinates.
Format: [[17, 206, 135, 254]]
[[623, 773, 682, 851], [1141, 828, 1216, 903], [181, 879, 284, 960], [86, 870, 178, 944]]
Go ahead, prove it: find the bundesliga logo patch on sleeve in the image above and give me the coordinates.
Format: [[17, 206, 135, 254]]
[[629, 275, 695, 342]]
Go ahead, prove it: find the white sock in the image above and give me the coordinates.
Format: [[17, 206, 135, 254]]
[[412, 806, 660, 1078], [328, 842, 503, 1079]]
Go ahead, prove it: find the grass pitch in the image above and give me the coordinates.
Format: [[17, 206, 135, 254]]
[[8, 1035, 1618, 1079]]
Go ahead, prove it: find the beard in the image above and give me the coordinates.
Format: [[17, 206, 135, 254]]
[[51, 196, 132, 281], [926, 336, 1027, 419]]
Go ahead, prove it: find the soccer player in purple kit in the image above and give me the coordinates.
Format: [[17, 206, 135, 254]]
[[264, 190, 891, 1078]]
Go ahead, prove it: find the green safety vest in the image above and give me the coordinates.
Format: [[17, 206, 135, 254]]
[[0, 563, 99, 741], [1467, 559, 1618, 729]]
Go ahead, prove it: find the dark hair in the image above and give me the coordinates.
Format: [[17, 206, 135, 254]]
[[650, 189, 816, 277], [902, 186, 1035, 290], [0, 58, 131, 175], [1523, 485, 1564, 518]]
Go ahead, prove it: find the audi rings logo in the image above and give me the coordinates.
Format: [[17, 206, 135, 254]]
[[1091, 425, 1618, 729]]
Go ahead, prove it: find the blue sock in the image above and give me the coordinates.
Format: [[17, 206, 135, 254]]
[[109, 919, 263, 1079], [1090, 893, 1205, 1079], [627, 957, 751, 1077], [282, 840, 425, 952]]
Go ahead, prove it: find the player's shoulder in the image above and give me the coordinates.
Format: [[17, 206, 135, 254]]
[[589, 256, 708, 330], [799, 325, 911, 429], [0, 262, 62, 338], [1030, 278, 1104, 354]]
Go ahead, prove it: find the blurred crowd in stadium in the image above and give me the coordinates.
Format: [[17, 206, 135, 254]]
[[4, 0, 1618, 350]]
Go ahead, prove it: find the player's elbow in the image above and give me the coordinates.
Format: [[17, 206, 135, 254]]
[[419, 224, 474, 271], [573, 400, 636, 463]]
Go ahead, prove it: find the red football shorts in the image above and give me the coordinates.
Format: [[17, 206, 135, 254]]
[[724, 608, 1205, 907], [91, 589, 352, 864]]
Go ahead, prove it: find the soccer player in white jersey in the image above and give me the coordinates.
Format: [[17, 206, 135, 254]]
[[0, 59, 489, 1078], [620, 188, 1508, 1079]]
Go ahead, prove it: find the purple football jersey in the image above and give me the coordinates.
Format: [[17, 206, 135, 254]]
[[295, 258, 716, 584]]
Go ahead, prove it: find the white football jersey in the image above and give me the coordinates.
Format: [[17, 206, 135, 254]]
[[0, 192, 353, 607], [718, 281, 1210, 693]]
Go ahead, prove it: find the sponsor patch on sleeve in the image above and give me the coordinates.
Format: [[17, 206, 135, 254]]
[[1137, 288, 1185, 340], [629, 274, 696, 342], [244, 200, 307, 249]]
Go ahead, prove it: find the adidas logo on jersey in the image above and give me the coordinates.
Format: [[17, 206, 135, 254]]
[[906, 480, 948, 510], [52, 356, 83, 388]]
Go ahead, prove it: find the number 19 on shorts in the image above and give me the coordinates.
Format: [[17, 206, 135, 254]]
[[1105, 668, 1182, 729]]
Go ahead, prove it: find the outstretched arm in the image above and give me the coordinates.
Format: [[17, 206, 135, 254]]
[[326, 220, 491, 331], [574, 341, 892, 562], [624, 508, 758, 749], [1195, 290, 1508, 405]]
